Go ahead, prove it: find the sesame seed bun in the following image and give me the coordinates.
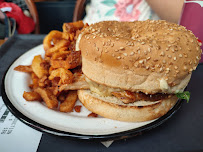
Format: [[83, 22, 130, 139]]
[[79, 20, 202, 94], [77, 20, 202, 122], [78, 90, 178, 122]]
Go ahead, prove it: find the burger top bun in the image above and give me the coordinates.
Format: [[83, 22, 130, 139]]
[[78, 20, 202, 94]]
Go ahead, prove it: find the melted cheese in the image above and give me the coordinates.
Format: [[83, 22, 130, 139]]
[[75, 33, 83, 51], [159, 78, 170, 91], [85, 78, 121, 96]]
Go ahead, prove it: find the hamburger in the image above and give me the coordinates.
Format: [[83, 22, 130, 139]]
[[75, 20, 202, 122]]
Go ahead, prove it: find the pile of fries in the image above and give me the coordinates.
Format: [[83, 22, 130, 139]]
[[14, 21, 87, 113]]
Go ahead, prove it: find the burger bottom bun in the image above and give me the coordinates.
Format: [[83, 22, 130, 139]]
[[78, 90, 178, 122]]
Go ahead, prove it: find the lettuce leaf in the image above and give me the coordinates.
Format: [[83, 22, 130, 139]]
[[176, 91, 190, 103]]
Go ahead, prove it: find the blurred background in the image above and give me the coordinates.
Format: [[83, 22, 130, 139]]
[[35, 0, 79, 34]]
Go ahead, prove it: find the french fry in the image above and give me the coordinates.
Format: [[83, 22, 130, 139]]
[[58, 93, 67, 102], [31, 72, 39, 89], [31, 55, 48, 78], [43, 30, 63, 51], [38, 75, 50, 87], [15, 21, 86, 112], [35, 87, 58, 109], [49, 68, 73, 85], [45, 39, 70, 57], [59, 90, 77, 112], [14, 65, 33, 73], [62, 21, 84, 33], [65, 51, 81, 69], [51, 51, 70, 60], [23, 91, 42, 101], [50, 51, 81, 69]]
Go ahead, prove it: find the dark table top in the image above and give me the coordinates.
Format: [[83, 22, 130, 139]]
[[0, 34, 203, 152]]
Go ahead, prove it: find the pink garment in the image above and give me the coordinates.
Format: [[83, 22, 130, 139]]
[[115, 0, 142, 21], [0, 2, 35, 34]]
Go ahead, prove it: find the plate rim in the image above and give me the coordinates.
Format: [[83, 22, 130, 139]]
[[1, 45, 183, 141]]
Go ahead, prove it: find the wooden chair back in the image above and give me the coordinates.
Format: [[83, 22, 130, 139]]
[[73, 0, 86, 22], [25, 0, 40, 34]]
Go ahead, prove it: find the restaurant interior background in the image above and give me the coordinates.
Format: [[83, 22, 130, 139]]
[[35, 0, 84, 34]]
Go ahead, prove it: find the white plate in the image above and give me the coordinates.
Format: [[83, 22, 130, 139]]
[[2, 44, 181, 140]]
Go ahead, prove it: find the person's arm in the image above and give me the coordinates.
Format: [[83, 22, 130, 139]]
[[145, 0, 184, 23]]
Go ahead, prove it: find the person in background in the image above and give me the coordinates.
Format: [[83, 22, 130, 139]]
[[83, 0, 184, 24], [0, 0, 35, 40]]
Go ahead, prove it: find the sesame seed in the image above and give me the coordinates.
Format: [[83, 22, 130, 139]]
[[117, 56, 121, 59], [148, 48, 151, 52], [141, 42, 145, 45], [184, 66, 187, 70], [173, 57, 177, 61], [96, 47, 99, 51], [166, 48, 169, 51], [131, 37, 136, 40], [139, 60, 144, 64], [163, 60, 166, 64], [134, 63, 138, 68], [156, 64, 161, 68], [116, 38, 119, 40], [179, 54, 183, 58], [123, 53, 127, 56], [130, 52, 135, 56], [196, 56, 199, 60], [156, 46, 161, 50], [120, 47, 125, 50], [160, 51, 165, 56], [144, 50, 148, 55], [167, 55, 172, 58], [151, 68, 155, 72], [114, 49, 119, 52], [93, 36, 96, 39], [146, 66, 149, 70], [104, 50, 108, 53], [147, 57, 151, 60], [123, 65, 129, 69], [171, 48, 175, 53], [174, 66, 178, 69]]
